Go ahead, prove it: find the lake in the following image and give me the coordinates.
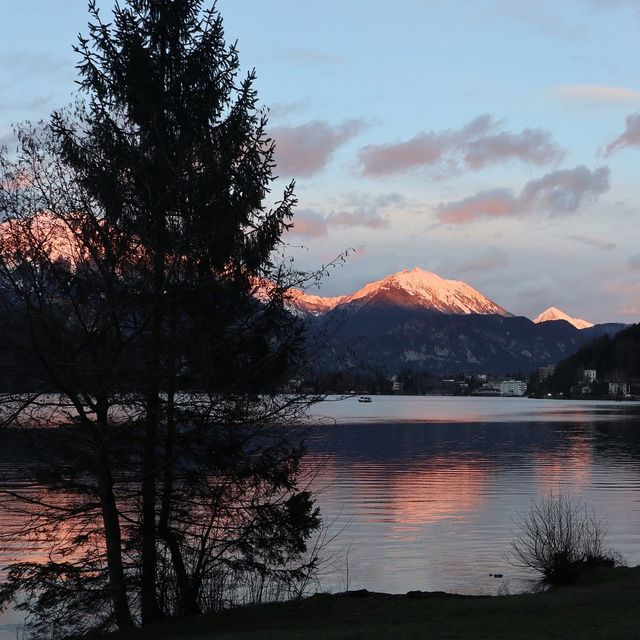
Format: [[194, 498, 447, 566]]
[[301, 396, 640, 596], [1, 396, 640, 637]]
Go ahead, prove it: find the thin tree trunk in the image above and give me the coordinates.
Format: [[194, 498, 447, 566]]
[[97, 470, 136, 631], [140, 235, 166, 625], [141, 389, 161, 624], [94, 401, 135, 631], [158, 326, 201, 615]]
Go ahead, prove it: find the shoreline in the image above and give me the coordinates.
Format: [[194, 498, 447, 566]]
[[90, 566, 640, 640]]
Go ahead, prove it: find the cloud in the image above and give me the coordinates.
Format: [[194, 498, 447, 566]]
[[493, 2, 582, 39], [288, 214, 329, 238], [273, 48, 345, 66], [627, 254, 640, 270], [290, 208, 389, 238], [272, 119, 365, 177], [436, 165, 610, 224], [352, 245, 367, 258], [604, 112, 640, 155], [268, 99, 311, 120], [357, 114, 564, 177], [342, 191, 407, 209], [436, 189, 517, 225], [583, 0, 640, 13], [289, 193, 400, 238], [564, 234, 616, 250], [456, 249, 508, 274], [553, 84, 640, 106], [518, 165, 610, 213]]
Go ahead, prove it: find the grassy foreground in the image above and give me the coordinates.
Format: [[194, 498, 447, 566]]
[[97, 567, 640, 640]]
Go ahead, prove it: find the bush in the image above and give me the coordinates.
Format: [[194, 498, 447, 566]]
[[509, 494, 620, 584]]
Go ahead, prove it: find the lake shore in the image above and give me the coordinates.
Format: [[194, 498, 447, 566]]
[[91, 565, 640, 640]]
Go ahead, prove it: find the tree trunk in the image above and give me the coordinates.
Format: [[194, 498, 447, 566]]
[[140, 239, 166, 625], [141, 390, 161, 624], [94, 400, 135, 631], [157, 305, 201, 616]]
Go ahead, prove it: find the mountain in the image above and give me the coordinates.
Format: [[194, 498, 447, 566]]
[[293, 267, 511, 316], [294, 269, 628, 375], [309, 305, 624, 375], [533, 307, 594, 330]]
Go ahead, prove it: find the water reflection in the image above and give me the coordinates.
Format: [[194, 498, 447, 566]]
[[302, 397, 640, 596], [1, 397, 640, 637]]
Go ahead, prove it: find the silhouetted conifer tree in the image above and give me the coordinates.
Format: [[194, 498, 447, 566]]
[[0, 1, 324, 635]]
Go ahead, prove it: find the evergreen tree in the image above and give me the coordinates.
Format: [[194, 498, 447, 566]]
[[0, 1, 322, 634]]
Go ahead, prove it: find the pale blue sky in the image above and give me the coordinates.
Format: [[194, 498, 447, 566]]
[[2, 1, 640, 322]]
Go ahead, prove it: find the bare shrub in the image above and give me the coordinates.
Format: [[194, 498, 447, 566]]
[[510, 494, 620, 584]]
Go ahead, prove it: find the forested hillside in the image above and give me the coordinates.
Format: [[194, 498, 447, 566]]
[[549, 323, 640, 395]]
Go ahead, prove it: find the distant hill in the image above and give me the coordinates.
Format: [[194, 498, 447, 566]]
[[309, 306, 627, 375], [549, 323, 640, 393]]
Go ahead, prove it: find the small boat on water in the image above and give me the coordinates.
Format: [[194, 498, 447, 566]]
[[358, 396, 372, 403]]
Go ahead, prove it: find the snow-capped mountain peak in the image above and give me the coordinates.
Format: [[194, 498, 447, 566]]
[[533, 306, 593, 329], [291, 267, 511, 316]]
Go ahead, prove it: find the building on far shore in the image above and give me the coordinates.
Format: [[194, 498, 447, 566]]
[[583, 369, 597, 383], [538, 365, 556, 381], [499, 379, 527, 397], [609, 381, 631, 396]]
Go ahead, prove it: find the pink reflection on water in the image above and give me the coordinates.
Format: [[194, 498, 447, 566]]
[[533, 435, 593, 494]]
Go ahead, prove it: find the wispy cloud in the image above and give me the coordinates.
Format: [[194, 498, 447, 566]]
[[436, 165, 610, 224], [267, 99, 311, 120], [553, 84, 640, 106], [288, 193, 401, 238], [583, 0, 640, 15], [494, 1, 583, 39], [273, 48, 345, 66], [290, 208, 389, 238], [604, 112, 640, 155], [456, 249, 508, 274], [272, 119, 365, 177], [627, 254, 640, 270], [564, 234, 616, 250], [357, 114, 564, 178]]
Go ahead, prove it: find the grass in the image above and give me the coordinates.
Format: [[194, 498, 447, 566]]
[[94, 566, 640, 640]]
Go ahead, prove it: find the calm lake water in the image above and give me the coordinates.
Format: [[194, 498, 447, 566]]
[[1, 396, 640, 637], [302, 396, 640, 596]]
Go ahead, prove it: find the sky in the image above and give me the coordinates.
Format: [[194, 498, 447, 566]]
[[2, 1, 640, 323]]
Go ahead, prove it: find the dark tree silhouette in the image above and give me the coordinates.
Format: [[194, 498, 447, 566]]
[[0, 1, 325, 635]]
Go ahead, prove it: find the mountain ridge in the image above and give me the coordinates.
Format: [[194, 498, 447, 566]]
[[292, 267, 511, 317]]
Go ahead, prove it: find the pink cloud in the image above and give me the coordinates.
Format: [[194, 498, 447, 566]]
[[358, 115, 564, 177], [290, 214, 328, 238], [553, 84, 640, 105], [605, 112, 640, 155], [272, 119, 365, 177], [437, 189, 517, 224], [437, 165, 610, 224], [289, 205, 389, 238]]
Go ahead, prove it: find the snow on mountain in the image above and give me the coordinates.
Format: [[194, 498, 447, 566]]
[[291, 267, 511, 316], [533, 306, 594, 329], [287, 290, 347, 314]]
